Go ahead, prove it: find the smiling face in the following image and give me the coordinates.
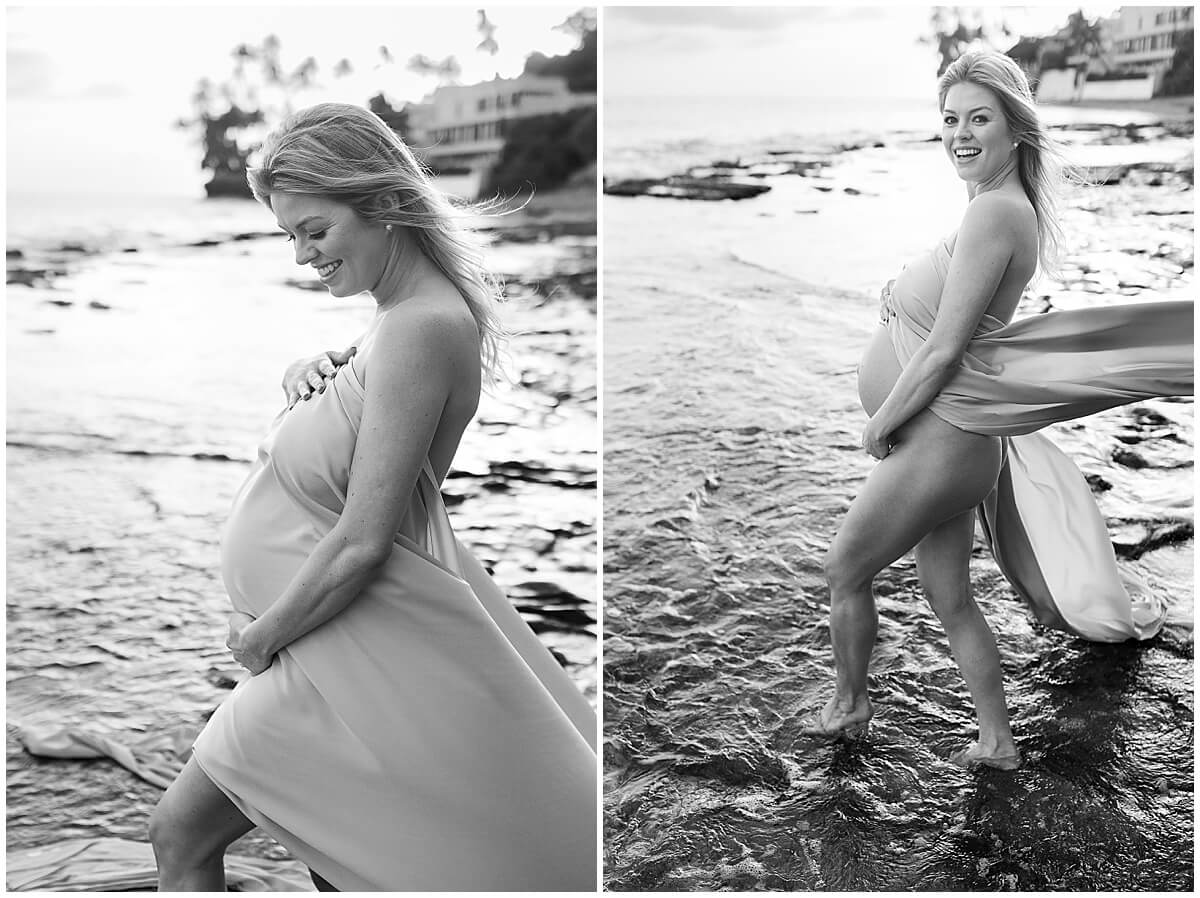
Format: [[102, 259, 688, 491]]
[[270, 193, 392, 297], [940, 81, 1016, 186]]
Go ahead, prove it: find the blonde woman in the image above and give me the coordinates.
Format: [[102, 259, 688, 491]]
[[149, 103, 596, 891], [810, 52, 1191, 769]]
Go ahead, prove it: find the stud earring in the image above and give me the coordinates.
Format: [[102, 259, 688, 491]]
[[385, 224, 393, 232]]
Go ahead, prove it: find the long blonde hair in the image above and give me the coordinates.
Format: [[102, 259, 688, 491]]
[[247, 102, 505, 378], [938, 50, 1067, 275]]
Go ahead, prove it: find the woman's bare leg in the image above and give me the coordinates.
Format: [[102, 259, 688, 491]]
[[816, 411, 1003, 734], [916, 511, 1019, 766], [149, 756, 255, 891]]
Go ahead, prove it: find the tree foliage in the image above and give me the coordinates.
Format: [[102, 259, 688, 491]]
[[922, 6, 1014, 75], [406, 53, 462, 84], [480, 106, 596, 197], [523, 8, 597, 93], [1161, 28, 1194, 96], [178, 35, 344, 197]]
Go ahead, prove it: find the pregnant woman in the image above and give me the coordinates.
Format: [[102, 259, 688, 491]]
[[148, 104, 596, 890], [810, 52, 1192, 768]]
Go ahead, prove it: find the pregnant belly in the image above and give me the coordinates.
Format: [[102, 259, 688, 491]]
[[220, 472, 319, 616], [857, 325, 903, 417]]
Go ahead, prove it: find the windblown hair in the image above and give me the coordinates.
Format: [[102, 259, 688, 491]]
[[938, 50, 1068, 275], [247, 102, 505, 378]]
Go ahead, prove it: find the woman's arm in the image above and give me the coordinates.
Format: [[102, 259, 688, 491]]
[[863, 194, 1025, 457], [234, 308, 468, 668]]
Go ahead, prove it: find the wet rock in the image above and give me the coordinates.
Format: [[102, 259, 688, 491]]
[[88, 301, 112, 311], [282, 277, 325, 292], [604, 177, 771, 201], [1132, 408, 1171, 427], [1084, 473, 1112, 492], [9, 267, 60, 287], [1112, 521, 1194, 559], [1111, 447, 1149, 469], [7, 249, 24, 259], [206, 667, 244, 689], [510, 580, 587, 604], [44, 298, 73, 307], [478, 219, 595, 242]]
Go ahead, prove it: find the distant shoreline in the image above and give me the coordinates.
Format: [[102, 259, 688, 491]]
[[1042, 94, 1194, 122]]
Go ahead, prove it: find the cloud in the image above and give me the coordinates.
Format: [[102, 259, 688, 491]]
[[606, 6, 874, 31]]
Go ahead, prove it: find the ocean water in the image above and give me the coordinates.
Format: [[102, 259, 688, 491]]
[[6, 189, 598, 860], [604, 94, 939, 179], [603, 97, 1193, 890]]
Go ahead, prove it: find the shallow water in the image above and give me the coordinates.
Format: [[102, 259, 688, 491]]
[[6, 203, 597, 860], [602, 138, 1193, 890]]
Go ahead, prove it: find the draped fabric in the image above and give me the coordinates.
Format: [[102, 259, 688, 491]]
[[192, 354, 596, 891], [884, 237, 1193, 641]]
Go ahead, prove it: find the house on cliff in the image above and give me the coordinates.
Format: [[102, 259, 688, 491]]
[[1025, 5, 1192, 102], [406, 73, 596, 174]]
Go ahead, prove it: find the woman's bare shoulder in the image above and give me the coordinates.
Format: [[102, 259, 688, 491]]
[[377, 293, 480, 358], [965, 188, 1033, 224], [957, 191, 1037, 260]]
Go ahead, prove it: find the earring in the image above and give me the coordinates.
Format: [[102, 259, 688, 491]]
[[1012, 142, 1019, 149], [385, 224, 393, 232]]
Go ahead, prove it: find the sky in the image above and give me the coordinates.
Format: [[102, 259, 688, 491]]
[[605, 5, 1119, 99], [6, 3, 582, 198]]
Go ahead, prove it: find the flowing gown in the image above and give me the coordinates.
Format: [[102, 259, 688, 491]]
[[882, 237, 1193, 642], [191, 352, 596, 891]]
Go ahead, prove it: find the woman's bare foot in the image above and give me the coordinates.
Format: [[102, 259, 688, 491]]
[[949, 741, 1021, 770], [801, 694, 873, 740]]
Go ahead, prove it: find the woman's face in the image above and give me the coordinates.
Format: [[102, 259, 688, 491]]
[[940, 81, 1016, 185], [270, 193, 391, 298]]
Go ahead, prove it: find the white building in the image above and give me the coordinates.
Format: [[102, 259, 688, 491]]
[[1105, 6, 1192, 82], [1035, 6, 1191, 102], [407, 73, 596, 171]]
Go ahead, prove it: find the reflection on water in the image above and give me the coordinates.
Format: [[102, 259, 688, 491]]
[[603, 136, 1193, 890]]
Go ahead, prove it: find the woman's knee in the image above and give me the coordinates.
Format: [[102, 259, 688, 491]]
[[920, 575, 974, 624], [148, 794, 219, 870], [148, 799, 184, 864], [823, 541, 873, 597]]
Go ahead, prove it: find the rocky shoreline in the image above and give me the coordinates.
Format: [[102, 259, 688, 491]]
[[603, 112, 1192, 201]]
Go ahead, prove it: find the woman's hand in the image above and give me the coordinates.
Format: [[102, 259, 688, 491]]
[[862, 418, 893, 460], [283, 346, 356, 408], [878, 278, 896, 325], [227, 612, 273, 675]]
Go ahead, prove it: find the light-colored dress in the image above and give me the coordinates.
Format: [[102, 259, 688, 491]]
[[192, 351, 596, 891], [884, 237, 1193, 641]]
